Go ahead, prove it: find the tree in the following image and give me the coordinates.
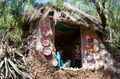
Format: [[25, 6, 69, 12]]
[[0, 0, 35, 42], [0, 0, 36, 78], [65, 0, 120, 49]]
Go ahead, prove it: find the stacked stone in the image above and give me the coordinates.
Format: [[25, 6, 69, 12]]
[[83, 38, 113, 71]]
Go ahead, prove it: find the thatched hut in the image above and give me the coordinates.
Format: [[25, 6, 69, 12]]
[[22, 3, 115, 79]]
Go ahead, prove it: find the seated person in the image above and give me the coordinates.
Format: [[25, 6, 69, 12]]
[[53, 49, 63, 67], [72, 44, 82, 68], [55, 47, 64, 67]]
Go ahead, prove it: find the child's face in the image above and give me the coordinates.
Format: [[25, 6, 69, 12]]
[[76, 45, 79, 48], [52, 48, 56, 52]]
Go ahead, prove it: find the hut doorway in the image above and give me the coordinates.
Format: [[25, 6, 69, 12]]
[[55, 22, 82, 68]]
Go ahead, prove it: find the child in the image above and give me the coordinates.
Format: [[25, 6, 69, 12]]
[[52, 47, 64, 67]]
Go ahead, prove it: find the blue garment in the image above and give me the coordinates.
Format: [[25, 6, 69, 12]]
[[53, 51, 63, 67]]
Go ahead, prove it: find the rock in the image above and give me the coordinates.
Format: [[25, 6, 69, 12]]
[[56, 70, 67, 79], [100, 50, 108, 56], [100, 43, 105, 49], [94, 53, 101, 60], [36, 41, 43, 52], [88, 64, 95, 70]]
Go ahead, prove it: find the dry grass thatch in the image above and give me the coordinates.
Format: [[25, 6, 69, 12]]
[[27, 2, 103, 33]]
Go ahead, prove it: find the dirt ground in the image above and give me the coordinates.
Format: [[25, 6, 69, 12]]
[[26, 50, 119, 79]]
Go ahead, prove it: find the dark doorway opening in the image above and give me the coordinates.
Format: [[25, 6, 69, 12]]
[[55, 22, 82, 68]]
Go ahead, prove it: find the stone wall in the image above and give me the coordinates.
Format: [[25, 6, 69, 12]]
[[81, 27, 113, 70]]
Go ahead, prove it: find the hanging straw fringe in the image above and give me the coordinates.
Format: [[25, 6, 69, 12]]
[[41, 8, 51, 20]]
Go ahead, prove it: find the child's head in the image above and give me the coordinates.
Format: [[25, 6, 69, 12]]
[[75, 43, 80, 48]]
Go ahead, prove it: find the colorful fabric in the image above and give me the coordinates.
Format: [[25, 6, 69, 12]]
[[53, 51, 63, 67], [85, 34, 95, 63], [85, 53, 94, 62], [86, 35, 92, 41], [42, 47, 52, 56], [41, 26, 52, 36], [56, 51, 64, 67], [41, 37, 50, 47]]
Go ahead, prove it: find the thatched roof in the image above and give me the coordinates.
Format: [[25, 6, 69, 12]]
[[27, 2, 103, 33]]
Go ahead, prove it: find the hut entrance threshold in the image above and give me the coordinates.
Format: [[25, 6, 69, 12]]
[[55, 22, 82, 68]]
